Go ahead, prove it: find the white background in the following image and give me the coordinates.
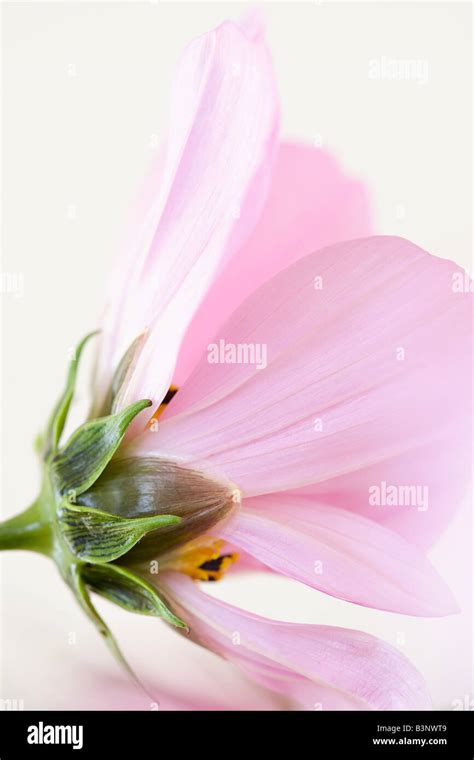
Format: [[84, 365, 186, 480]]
[[1, 1, 472, 710]]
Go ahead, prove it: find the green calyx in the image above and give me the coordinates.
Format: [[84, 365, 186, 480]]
[[50, 398, 153, 497], [81, 562, 187, 629], [57, 503, 181, 564], [41, 331, 98, 458], [0, 332, 187, 691]]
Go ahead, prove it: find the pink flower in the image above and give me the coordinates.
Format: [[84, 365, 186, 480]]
[[85, 16, 472, 710]]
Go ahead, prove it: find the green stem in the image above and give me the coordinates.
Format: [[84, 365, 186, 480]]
[[0, 501, 52, 555]]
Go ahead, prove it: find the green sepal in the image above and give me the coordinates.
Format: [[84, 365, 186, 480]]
[[81, 562, 188, 630], [58, 502, 181, 564], [69, 564, 155, 699], [102, 333, 147, 416], [51, 399, 152, 498], [42, 331, 98, 457]]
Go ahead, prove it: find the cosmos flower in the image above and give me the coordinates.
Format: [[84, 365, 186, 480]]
[[1, 16, 471, 711]]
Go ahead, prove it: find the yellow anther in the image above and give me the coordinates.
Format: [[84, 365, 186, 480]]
[[162, 537, 238, 581]]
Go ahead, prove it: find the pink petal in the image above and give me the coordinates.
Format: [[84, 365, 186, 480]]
[[135, 237, 471, 531], [160, 573, 432, 710], [95, 20, 279, 413], [174, 141, 372, 386], [218, 497, 458, 616], [289, 432, 471, 549]]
